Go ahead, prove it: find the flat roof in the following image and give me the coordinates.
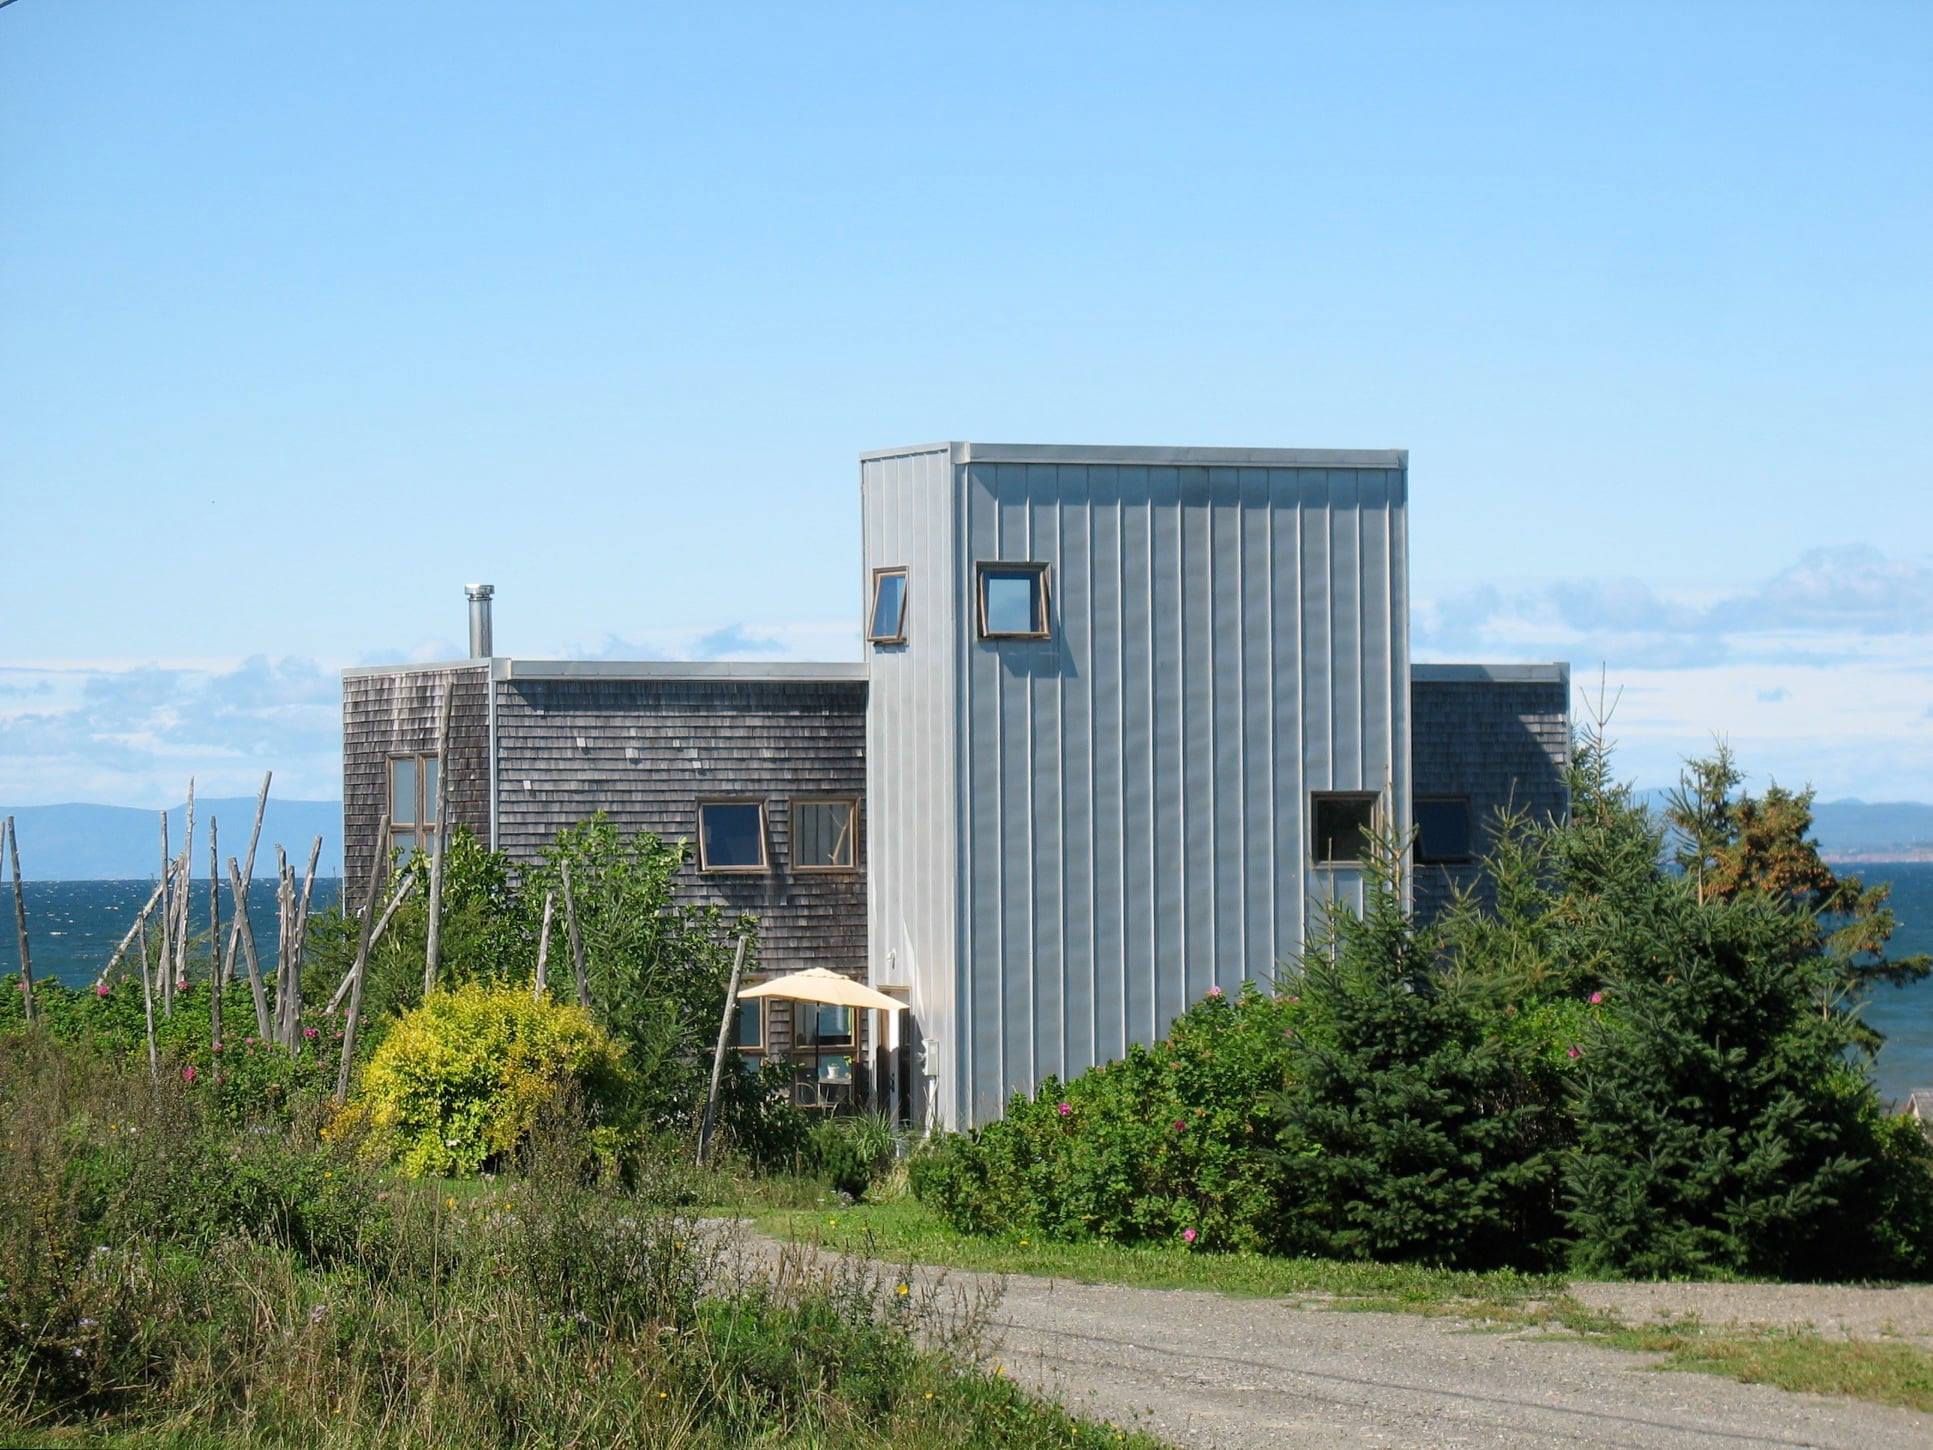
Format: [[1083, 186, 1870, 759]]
[[343, 659, 866, 684], [860, 442, 1408, 469], [1412, 662, 1570, 684]]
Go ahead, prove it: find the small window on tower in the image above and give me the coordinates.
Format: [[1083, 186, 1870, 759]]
[[976, 562, 1051, 639], [868, 568, 908, 644], [1311, 792, 1378, 867], [793, 799, 857, 871], [697, 802, 768, 872]]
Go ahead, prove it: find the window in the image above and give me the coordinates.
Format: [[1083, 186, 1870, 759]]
[[793, 798, 857, 870], [976, 562, 1051, 639], [732, 999, 763, 1052], [868, 568, 908, 644], [697, 802, 768, 871], [1415, 796, 1475, 864], [388, 753, 440, 853], [798, 1002, 854, 1048], [1311, 792, 1378, 867]]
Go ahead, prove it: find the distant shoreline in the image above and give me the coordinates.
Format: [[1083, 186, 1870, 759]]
[[1824, 853, 1933, 866]]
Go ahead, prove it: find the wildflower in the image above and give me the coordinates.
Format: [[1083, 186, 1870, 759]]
[[896, 1282, 910, 1296], [1172, 1119, 1186, 1133], [303, 1026, 318, 1040], [445, 1196, 457, 1211], [924, 1391, 934, 1401], [1018, 1237, 1028, 1246], [1206, 984, 1223, 998], [211, 1040, 223, 1053], [1056, 1101, 1072, 1117], [1181, 1227, 1198, 1245], [95, 981, 111, 998], [175, 977, 187, 991], [1566, 1045, 1581, 1060], [181, 1065, 197, 1083], [1589, 990, 1604, 1005]]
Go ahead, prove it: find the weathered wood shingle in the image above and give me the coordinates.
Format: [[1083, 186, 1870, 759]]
[[341, 667, 491, 891]]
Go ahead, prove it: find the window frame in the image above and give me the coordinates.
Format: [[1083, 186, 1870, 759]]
[[790, 797, 859, 873], [1414, 795, 1476, 865], [1310, 790, 1380, 869], [695, 799, 770, 874], [732, 997, 764, 1054], [387, 752, 441, 855], [867, 567, 909, 645], [800, 1001, 855, 1049], [974, 561, 1053, 641]]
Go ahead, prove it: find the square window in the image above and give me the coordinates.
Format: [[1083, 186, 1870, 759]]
[[697, 802, 768, 871], [793, 799, 856, 870], [732, 999, 763, 1051], [868, 568, 908, 644], [1415, 797, 1475, 864], [1312, 792, 1378, 867], [976, 562, 1051, 639]]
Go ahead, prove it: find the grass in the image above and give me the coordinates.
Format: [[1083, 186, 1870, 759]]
[[739, 1195, 1933, 1417]]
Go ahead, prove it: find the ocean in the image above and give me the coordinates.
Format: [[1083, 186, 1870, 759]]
[[2, 867, 1930, 1101]]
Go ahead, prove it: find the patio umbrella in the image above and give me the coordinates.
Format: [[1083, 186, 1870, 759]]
[[738, 966, 906, 1012]]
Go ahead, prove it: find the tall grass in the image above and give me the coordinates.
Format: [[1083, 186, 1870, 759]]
[[0, 1034, 1154, 1448]]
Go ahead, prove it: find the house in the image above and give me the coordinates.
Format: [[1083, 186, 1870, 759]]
[[341, 443, 1569, 1128]]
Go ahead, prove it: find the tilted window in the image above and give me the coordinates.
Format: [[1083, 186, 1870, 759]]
[[732, 999, 763, 1052], [868, 568, 908, 644], [388, 754, 440, 854], [1415, 796, 1475, 864], [976, 562, 1051, 639], [697, 801, 768, 872], [793, 799, 857, 870], [1311, 792, 1378, 867]]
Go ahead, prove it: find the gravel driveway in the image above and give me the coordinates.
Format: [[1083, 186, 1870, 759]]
[[727, 1224, 1933, 1449]]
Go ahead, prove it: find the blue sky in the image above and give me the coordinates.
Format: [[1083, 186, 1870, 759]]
[[2, 1, 1928, 806]]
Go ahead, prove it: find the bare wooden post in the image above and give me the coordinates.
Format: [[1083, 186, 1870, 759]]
[[423, 679, 455, 998], [696, 931, 752, 1166], [4, 819, 33, 1025], [98, 873, 170, 990], [221, 771, 271, 989], [275, 851, 294, 1048], [175, 779, 194, 1001], [336, 812, 391, 1103], [325, 872, 415, 1013], [287, 836, 320, 1047], [227, 858, 272, 1042], [158, 810, 172, 1017], [532, 890, 555, 1000], [559, 860, 588, 1010], [207, 824, 220, 1050], [137, 912, 157, 1079]]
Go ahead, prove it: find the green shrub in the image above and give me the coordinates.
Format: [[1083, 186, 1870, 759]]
[[340, 981, 636, 1177], [913, 984, 1302, 1251], [809, 1112, 898, 1200]]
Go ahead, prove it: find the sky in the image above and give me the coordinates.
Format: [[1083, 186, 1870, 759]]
[[1, 1, 1928, 808]]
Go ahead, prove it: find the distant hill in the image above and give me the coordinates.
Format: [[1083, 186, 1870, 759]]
[[0, 799, 342, 881]]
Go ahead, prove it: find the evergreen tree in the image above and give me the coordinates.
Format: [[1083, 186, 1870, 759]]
[[1277, 845, 1558, 1269]]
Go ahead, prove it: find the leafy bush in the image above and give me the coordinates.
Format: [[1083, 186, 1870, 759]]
[[809, 1112, 898, 1199], [340, 982, 637, 1177], [912, 984, 1302, 1251]]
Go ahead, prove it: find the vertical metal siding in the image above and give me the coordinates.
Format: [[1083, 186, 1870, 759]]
[[955, 459, 1409, 1122], [859, 447, 960, 1127]]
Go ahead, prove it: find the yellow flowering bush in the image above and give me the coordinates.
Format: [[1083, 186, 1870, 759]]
[[342, 982, 635, 1177]]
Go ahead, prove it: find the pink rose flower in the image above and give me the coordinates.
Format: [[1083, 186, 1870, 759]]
[[212, 1041, 223, 1053], [1181, 1227, 1198, 1245], [175, 978, 187, 992], [95, 981, 111, 998], [1589, 991, 1604, 1005], [1206, 984, 1223, 998], [1056, 1101, 1072, 1117], [180, 1065, 197, 1083], [1566, 1046, 1581, 1060], [1172, 1119, 1186, 1133], [303, 1026, 318, 1041]]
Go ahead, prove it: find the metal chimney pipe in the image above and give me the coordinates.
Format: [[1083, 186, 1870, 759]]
[[465, 584, 495, 658]]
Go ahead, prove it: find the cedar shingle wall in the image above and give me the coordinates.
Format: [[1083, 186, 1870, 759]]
[[341, 667, 491, 891], [1410, 679, 1569, 921], [493, 677, 868, 984]]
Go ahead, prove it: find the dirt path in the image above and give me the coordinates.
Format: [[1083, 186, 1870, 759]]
[[725, 1225, 1933, 1448]]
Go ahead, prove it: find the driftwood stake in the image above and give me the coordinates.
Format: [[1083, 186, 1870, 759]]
[[286, 836, 321, 1046], [158, 811, 172, 1016], [533, 890, 555, 1000], [221, 772, 271, 988], [176, 779, 194, 999], [275, 850, 293, 1048], [208, 823, 220, 1050], [335, 812, 391, 1103], [423, 679, 455, 998], [227, 858, 272, 1041], [696, 931, 752, 1167], [559, 860, 588, 1010], [137, 912, 157, 1079], [4, 820, 33, 1024], [324, 872, 416, 1013]]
